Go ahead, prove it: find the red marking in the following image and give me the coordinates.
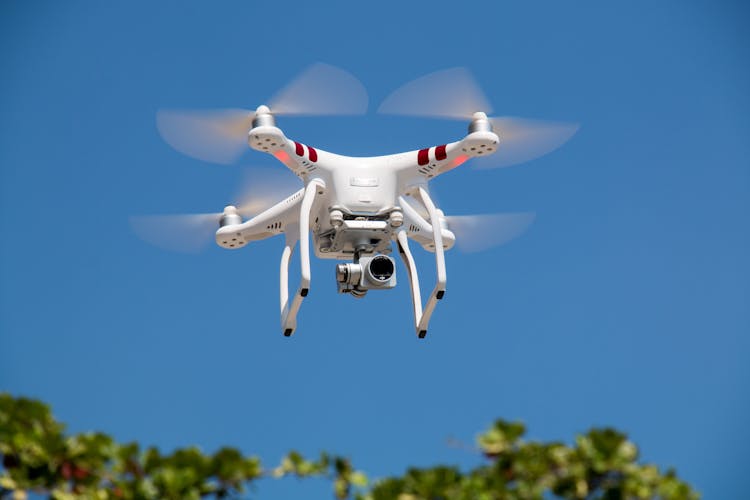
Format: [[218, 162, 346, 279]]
[[435, 144, 447, 161], [443, 154, 469, 173], [452, 154, 469, 167], [294, 142, 304, 156], [417, 148, 429, 166], [274, 150, 290, 163], [307, 145, 318, 162]]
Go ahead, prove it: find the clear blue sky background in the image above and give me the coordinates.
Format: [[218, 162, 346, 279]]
[[1, 1, 748, 498]]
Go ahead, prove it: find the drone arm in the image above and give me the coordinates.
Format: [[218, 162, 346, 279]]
[[280, 179, 325, 336], [249, 124, 321, 178], [216, 187, 306, 248], [392, 141, 466, 182], [394, 128, 500, 184]]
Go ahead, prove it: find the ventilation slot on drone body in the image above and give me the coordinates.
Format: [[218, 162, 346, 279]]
[[285, 191, 303, 205], [418, 163, 437, 177]]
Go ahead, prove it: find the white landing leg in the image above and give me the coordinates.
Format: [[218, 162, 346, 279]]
[[279, 227, 299, 336], [279, 180, 324, 337], [396, 230, 423, 335], [397, 187, 447, 339]]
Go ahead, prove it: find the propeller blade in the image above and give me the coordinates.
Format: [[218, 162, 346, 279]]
[[268, 63, 368, 116], [378, 68, 578, 168], [129, 212, 223, 253], [233, 168, 302, 216], [156, 108, 255, 164], [157, 63, 367, 164], [472, 117, 579, 169], [378, 67, 493, 120], [445, 212, 535, 253], [131, 167, 301, 253]]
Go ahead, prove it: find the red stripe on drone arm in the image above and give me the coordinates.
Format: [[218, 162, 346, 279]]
[[417, 148, 430, 166], [294, 142, 304, 156], [307, 145, 318, 162], [435, 144, 447, 161]]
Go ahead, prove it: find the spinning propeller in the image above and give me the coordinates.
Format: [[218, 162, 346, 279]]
[[157, 63, 368, 164], [378, 67, 579, 169], [445, 212, 536, 253], [404, 193, 535, 253], [130, 169, 301, 253]]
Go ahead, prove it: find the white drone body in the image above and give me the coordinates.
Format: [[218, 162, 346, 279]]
[[142, 65, 578, 338], [216, 106, 498, 337]]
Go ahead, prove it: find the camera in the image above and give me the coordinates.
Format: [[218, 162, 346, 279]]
[[336, 254, 397, 297]]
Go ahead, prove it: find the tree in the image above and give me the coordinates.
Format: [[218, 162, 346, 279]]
[[0, 393, 697, 499]]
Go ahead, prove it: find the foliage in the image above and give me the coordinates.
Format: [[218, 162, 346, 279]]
[[0, 394, 697, 499], [365, 420, 697, 500]]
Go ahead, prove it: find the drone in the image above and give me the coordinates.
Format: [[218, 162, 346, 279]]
[[134, 64, 578, 338]]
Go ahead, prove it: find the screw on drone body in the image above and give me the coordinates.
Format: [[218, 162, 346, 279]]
[[390, 210, 404, 227], [329, 209, 344, 227]]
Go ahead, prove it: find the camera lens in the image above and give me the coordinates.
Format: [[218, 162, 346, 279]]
[[368, 255, 394, 281]]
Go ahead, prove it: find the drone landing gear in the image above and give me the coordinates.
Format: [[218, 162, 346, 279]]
[[397, 187, 447, 339], [279, 180, 325, 336]]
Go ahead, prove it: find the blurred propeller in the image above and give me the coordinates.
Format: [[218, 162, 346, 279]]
[[156, 63, 368, 164], [378, 67, 579, 169], [130, 168, 301, 253], [445, 212, 536, 253], [378, 67, 492, 119], [232, 167, 302, 215], [403, 194, 535, 252], [474, 118, 579, 169], [156, 108, 255, 165], [130, 212, 225, 254], [265, 62, 369, 116]]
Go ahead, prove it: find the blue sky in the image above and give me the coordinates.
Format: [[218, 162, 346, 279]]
[[1, 1, 748, 498]]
